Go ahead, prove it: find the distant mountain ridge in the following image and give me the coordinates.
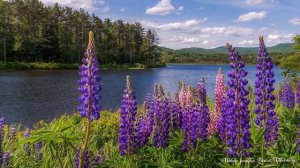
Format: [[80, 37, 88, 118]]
[[159, 43, 294, 55]]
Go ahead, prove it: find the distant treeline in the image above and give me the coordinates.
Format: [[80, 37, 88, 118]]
[[163, 52, 292, 65], [0, 0, 161, 66]]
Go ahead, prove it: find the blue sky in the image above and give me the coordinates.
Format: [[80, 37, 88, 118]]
[[42, 0, 300, 49]]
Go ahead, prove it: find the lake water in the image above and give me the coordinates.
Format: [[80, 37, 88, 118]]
[[0, 64, 283, 126]]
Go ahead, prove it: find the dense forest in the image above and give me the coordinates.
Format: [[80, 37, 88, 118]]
[[0, 0, 161, 66]]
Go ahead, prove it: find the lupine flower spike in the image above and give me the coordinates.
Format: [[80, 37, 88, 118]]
[[153, 85, 170, 148], [182, 86, 199, 152], [35, 142, 43, 162], [208, 68, 225, 136], [296, 80, 300, 106], [225, 43, 252, 157], [196, 77, 210, 141], [75, 149, 90, 168], [281, 76, 295, 109], [23, 129, 31, 155], [217, 94, 230, 143], [179, 82, 187, 107], [135, 102, 152, 147], [78, 31, 101, 121], [254, 36, 278, 147], [2, 152, 10, 168], [77, 31, 101, 168], [119, 75, 137, 155], [171, 93, 183, 129]]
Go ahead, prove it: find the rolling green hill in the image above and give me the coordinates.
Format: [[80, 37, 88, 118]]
[[173, 43, 294, 55], [159, 43, 295, 64]]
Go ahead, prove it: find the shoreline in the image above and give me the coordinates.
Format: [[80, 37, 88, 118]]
[[0, 62, 166, 71]]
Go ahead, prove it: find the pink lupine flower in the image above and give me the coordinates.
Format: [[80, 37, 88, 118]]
[[179, 83, 187, 107], [208, 68, 226, 136]]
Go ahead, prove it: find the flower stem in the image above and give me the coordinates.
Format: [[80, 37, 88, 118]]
[[79, 119, 91, 168], [261, 132, 264, 168]]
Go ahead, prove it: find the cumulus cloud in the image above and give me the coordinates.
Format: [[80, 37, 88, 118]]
[[182, 37, 200, 43], [146, 0, 176, 15], [140, 19, 267, 49], [289, 18, 300, 25], [267, 33, 293, 42], [239, 40, 255, 45], [246, 0, 264, 5], [141, 19, 206, 31], [237, 11, 267, 22]]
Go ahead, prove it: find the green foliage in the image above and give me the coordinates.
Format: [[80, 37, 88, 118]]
[[279, 53, 300, 77], [292, 34, 300, 50], [2, 94, 299, 167]]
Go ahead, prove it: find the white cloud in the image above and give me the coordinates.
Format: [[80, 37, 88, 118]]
[[201, 26, 254, 36], [182, 37, 200, 43], [237, 11, 267, 22], [267, 33, 293, 42], [141, 19, 206, 31], [201, 40, 208, 44], [289, 18, 300, 25], [246, 0, 264, 5], [139, 18, 293, 49], [239, 40, 255, 45], [120, 7, 126, 12], [146, 0, 176, 15]]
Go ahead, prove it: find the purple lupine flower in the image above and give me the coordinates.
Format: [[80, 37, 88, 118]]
[[196, 77, 210, 141], [2, 152, 9, 168], [254, 36, 278, 147], [281, 76, 295, 109], [118, 75, 137, 155], [296, 80, 300, 106], [35, 142, 43, 162], [217, 95, 230, 143], [149, 84, 159, 130], [225, 43, 252, 157], [171, 93, 183, 129], [78, 31, 101, 121], [153, 85, 171, 148], [74, 149, 90, 168], [74, 149, 79, 168], [92, 148, 104, 167], [23, 128, 31, 155], [0, 118, 4, 165], [181, 86, 200, 152], [135, 102, 152, 147]]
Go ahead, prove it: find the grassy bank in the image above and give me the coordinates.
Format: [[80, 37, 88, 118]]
[[0, 62, 166, 70]]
